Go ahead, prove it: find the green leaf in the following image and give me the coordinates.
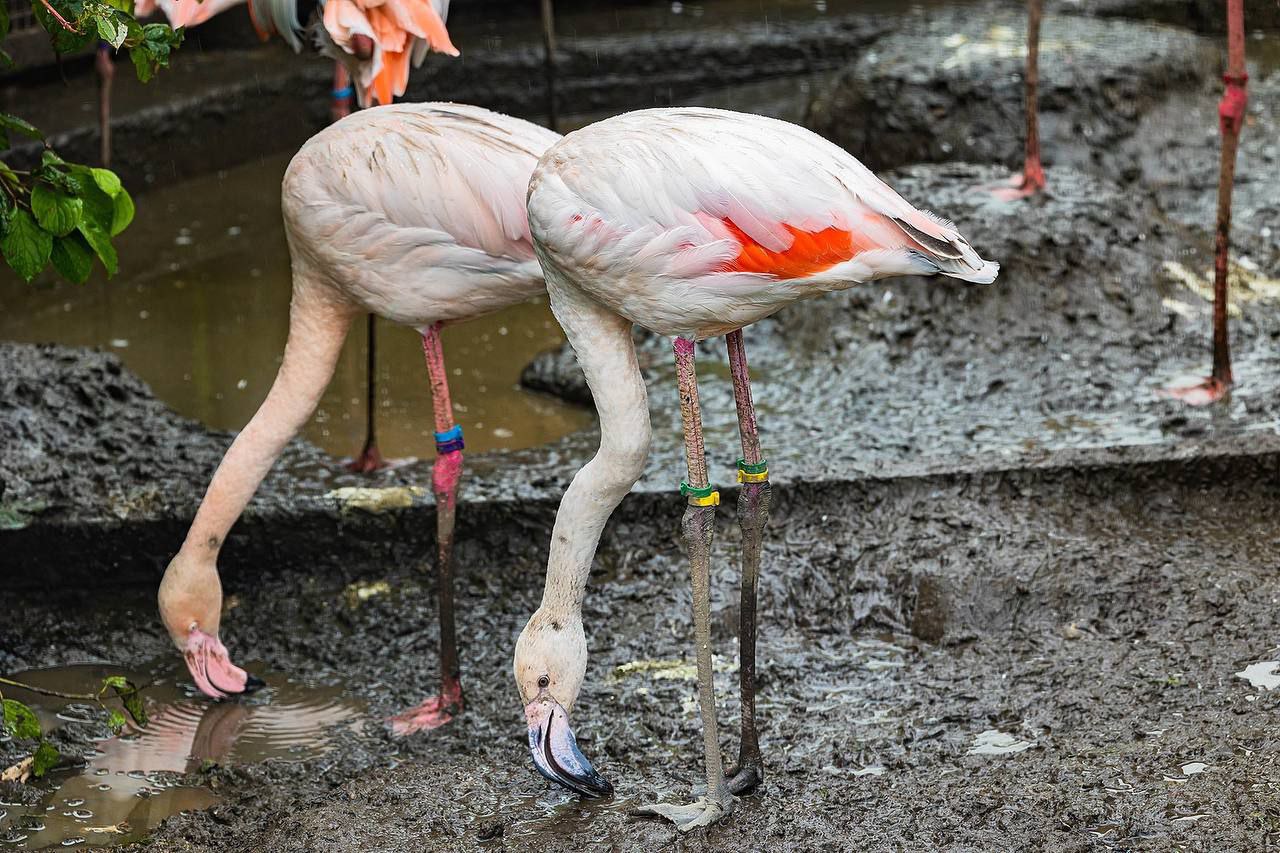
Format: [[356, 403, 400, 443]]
[[32, 741, 60, 777], [2, 698, 42, 740], [70, 167, 115, 233], [51, 234, 94, 284], [32, 0, 94, 54], [78, 220, 117, 277], [110, 188, 134, 236], [106, 709, 127, 733], [0, 113, 44, 141], [106, 679, 148, 727], [31, 184, 83, 237], [91, 168, 123, 197], [0, 50, 13, 72], [129, 22, 182, 83], [100, 675, 129, 691], [96, 16, 127, 50], [0, 1, 9, 42], [2, 209, 54, 282], [104, 0, 132, 12]]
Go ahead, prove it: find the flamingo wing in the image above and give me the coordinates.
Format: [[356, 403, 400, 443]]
[[285, 104, 561, 283], [530, 108, 998, 289]]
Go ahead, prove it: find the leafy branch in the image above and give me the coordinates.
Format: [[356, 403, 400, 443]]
[[1, 0, 183, 283], [0, 675, 149, 780]]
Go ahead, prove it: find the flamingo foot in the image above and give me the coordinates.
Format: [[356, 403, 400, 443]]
[[1159, 376, 1231, 406], [632, 795, 732, 832], [977, 171, 1046, 202], [387, 680, 463, 736], [725, 760, 763, 796], [345, 441, 385, 473]]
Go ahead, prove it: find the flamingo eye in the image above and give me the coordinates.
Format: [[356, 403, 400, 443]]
[[537, 675, 550, 689]]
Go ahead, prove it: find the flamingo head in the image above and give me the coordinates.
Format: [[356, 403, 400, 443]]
[[513, 609, 612, 798], [158, 553, 264, 700]]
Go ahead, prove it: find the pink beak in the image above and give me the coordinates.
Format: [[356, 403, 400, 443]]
[[183, 628, 265, 699]]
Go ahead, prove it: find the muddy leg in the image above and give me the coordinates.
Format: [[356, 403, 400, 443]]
[[388, 323, 465, 735], [634, 337, 732, 832], [95, 44, 115, 166], [724, 329, 770, 796]]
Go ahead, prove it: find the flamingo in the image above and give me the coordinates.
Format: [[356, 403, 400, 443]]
[[158, 103, 560, 736], [512, 108, 998, 829], [1162, 0, 1247, 405]]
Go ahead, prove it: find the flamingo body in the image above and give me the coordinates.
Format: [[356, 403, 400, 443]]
[[160, 104, 560, 723], [528, 108, 997, 339], [515, 108, 998, 826]]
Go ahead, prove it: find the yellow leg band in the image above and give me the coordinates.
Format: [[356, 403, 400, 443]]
[[688, 491, 720, 507], [737, 469, 769, 484]]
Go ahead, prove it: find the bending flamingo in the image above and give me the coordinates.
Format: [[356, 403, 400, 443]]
[[513, 108, 998, 829], [1163, 0, 1247, 405], [159, 104, 560, 736]]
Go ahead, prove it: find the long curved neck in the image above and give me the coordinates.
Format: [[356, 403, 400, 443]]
[[180, 285, 355, 563], [538, 273, 651, 621]]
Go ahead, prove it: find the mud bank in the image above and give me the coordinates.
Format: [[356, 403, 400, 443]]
[[8, 12, 889, 193], [4, 440, 1279, 850], [805, 9, 1217, 173], [1083, 0, 1280, 32]]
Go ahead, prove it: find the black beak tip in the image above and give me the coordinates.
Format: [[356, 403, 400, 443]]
[[242, 674, 267, 694]]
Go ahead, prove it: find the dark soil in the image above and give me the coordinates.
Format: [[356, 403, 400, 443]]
[[4, 442, 1280, 850], [804, 8, 1218, 174], [1083, 0, 1280, 32]]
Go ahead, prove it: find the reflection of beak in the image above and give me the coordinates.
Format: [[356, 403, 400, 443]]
[[525, 696, 613, 798]]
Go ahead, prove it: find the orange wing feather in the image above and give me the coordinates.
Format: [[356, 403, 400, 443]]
[[718, 218, 874, 279]]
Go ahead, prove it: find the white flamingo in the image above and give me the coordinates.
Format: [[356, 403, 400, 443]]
[[512, 107, 998, 829], [158, 103, 560, 736]]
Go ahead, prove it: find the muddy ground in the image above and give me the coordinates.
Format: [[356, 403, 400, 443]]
[[4, 442, 1280, 850]]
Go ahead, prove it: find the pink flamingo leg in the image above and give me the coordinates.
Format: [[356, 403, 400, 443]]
[[389, 322, 466, 735], [723, 329, 770, 796], [331, 63, 354, 123], [634, 337, 733, 830], [1162, 0, 1245, 406], [982, 0, 1046, 201]]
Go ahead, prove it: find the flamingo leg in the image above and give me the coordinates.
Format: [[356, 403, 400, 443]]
[[983, 0, 1046, 201], [634, 336, 733, 831], [723, 329, 769, 796], [95, 43, 115, 166], [347, 315, 386, 472], [331, 63, 354, 123], [1163, 0, 1245, 406], [388, 323, 466, 735]]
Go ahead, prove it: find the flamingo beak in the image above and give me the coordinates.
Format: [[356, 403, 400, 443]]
[[525, 696, 613, 798], [183, 628, 266, 700]]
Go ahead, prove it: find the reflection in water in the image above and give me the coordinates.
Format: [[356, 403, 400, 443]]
[[0, 664, 362, 850], [0, 154, 592, 461]]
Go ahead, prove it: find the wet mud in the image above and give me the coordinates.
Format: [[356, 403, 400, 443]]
[[805, 8, 1218, 174], [4, 446, 1280, 850]]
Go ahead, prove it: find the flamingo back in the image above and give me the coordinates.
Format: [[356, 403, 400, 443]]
[[527, 108, 997, 337]]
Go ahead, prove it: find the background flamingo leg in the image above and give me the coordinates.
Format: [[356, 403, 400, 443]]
[[634, 337, 733, 831], [983, 0, 1046, 201], [331, 63, 354, 123], [95, 43, 115, 166], [389, 323, 466, 735], [724, 329, 770, 796], [1162, 0, 1246, 406]]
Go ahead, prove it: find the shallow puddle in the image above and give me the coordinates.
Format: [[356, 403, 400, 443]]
[[0, 155, 593, 462], [0, 663, 363, 850]]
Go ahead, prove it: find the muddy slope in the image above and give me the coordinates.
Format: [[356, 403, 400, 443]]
[[4, 443, 1279, 850], [805, 9, 1217, 174]]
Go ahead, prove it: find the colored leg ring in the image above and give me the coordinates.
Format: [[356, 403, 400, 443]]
[[435, 425, 464, 454], [736, 457, 769, 483], [681, 481, 720, 507]]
